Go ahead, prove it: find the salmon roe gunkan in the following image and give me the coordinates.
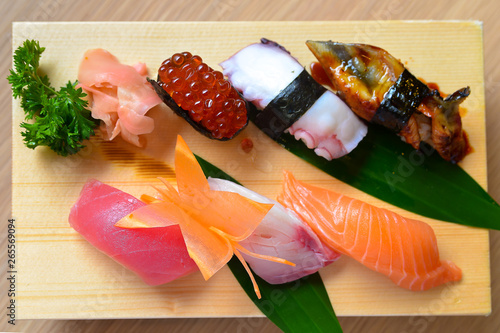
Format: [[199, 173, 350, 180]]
[[158, 52, 248, 139]]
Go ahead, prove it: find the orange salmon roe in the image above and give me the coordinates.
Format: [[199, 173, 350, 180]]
[[158, 52, 248, 139], [240, 138, 253, 153]]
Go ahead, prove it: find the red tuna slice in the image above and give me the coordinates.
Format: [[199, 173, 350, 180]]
[[69, 179, 198, 285]]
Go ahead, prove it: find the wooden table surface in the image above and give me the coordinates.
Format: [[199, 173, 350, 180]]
[[2, 1, 500, 332]]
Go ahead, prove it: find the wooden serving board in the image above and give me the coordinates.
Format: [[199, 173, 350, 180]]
[[12, 21, 489, 319]]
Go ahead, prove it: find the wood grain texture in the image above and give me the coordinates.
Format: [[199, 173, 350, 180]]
[[2, 1, 500, 332], [10, 20, 489, 320]]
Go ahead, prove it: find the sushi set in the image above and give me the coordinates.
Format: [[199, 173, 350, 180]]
[[12, 21, 490, 319]]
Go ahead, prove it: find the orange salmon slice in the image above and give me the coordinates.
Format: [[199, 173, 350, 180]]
[[277, 170, 462, 291]]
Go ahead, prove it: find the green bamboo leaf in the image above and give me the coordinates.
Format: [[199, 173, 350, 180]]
[[274, 124, 500, 230], [227, 257, 342, 333], [196, 155, 343, 333]]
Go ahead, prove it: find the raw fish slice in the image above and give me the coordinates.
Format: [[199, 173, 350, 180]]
[[208, 177, 340, 284], [220, 39, 367, 161], [69, 179, 198, 285], [117, 199, 235, 281], [278, 171, 462, 291]]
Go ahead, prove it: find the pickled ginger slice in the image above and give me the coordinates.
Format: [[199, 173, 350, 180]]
[[78, 49, 161, 146]]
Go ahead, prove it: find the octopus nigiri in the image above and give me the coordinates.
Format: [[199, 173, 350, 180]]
[[220, 39, 368, 161], [306, 41, 471, 163]]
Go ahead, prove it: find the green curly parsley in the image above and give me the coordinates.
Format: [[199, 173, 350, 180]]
[[8, 39, 97, 156]]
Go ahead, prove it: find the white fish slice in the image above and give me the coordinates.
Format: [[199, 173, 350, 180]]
[[208, 177, 340, 284]]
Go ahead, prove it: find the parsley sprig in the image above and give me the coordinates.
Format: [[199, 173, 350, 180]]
[[8, 39, 97, 156]]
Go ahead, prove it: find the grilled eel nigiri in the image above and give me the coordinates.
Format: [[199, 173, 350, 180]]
[[307, 41, 471, 163]]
